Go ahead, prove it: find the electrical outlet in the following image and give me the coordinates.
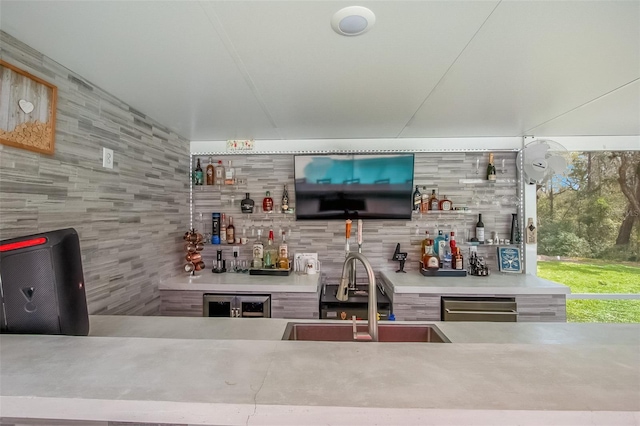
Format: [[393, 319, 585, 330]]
[[102, 147, 114, 169], [233, 246, 240, 256]]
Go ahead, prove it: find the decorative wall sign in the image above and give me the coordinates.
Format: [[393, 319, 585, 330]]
[[497, 246, 522, 273], [0, 60, 57, 155]]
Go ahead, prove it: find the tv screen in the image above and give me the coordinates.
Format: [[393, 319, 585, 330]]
[[294, 153, 415, 220]]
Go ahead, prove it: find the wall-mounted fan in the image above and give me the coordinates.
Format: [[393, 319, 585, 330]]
[[517, 139, 569, 184]]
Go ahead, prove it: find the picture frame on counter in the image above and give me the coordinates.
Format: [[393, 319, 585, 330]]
[[497, 246, 522, 273]]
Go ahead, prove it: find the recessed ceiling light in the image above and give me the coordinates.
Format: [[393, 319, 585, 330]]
[[331, 6, 376, 36]]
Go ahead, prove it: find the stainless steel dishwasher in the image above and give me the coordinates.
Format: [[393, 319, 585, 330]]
[[441, 297, 518, 322]]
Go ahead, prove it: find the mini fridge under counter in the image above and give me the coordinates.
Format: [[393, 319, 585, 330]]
[[203, 294, 271, 318]]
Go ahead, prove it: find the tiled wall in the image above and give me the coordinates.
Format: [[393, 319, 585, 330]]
[[0, 32, 190, 315], [192, 152, 520, 284]]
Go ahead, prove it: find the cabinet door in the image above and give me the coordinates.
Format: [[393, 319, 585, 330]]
[[203, 295, 235, 317]]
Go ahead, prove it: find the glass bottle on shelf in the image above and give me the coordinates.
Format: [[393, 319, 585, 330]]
[[422, 240, 439, 270], [241, 193, 255, 213], [420, 186, 429, 213], [487, 153, 497, 182], [215, 160, 225, 186], [278, 231, 289, 270], [434, 229, 445, 257], [263, 229, 276, 268], [281, 184, 289, 213], [412, 186, 422, 213], [454, 247, 464, 270], [420, 230, 431, 257], [439, 195, 452, 211], [226, 216, 235, 244], [206, 157, 214, 185], [252, 229, 264, 269], [476, 214, 485, 244], [428, 190, 439, 211], [224, 160, 235, 185], [220, 213, 227, 241], [263, 191, 274, 213], [194, 158, 204, 185]]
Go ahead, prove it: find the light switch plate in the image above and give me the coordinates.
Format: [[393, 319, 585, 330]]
[[294, 252, 318, 272], [102, 147, 114, 169]]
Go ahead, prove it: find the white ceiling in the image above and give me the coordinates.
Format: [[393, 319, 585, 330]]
[[1, 1, 638, 142]]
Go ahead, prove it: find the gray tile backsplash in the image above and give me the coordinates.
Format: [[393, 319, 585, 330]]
[[192, 153, 520, 283]]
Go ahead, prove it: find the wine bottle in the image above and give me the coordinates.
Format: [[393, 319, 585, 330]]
[[487, 153, 497, 181], [194, 158, 204, 185], [412, 186, 422, 212], [476, 214, 485, 244], [206, 157, 214, 185]]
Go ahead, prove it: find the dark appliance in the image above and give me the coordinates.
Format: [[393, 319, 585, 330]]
[[294, 154, 415, 220], [203, 294, 271, 318], [0, 228, 89, 335], [441, 297, 518, 322], [320, 284, 392, 320]]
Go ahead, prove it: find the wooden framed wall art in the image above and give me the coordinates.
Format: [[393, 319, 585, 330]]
[[0, 60, 57, 155]]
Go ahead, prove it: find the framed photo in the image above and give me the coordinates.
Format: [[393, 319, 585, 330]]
[[497, 246, 522, 273], [0, 60, 57, 155]]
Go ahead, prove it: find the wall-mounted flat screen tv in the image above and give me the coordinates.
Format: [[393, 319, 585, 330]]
[[294, 153, 415, 220]]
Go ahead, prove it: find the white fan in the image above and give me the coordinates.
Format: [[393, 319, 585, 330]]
[[517, 139, 569, 184]]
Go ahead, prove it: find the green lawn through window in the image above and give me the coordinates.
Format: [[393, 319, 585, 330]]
[[537, 261, 640, 323]]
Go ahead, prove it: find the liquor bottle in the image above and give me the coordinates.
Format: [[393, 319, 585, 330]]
[[422, 240, 439, 270], [241, 193, 255, 213], [252, 229, 264, 268], [264, 229, 276, 268], [281, 184, 289, 213], [263, 191, 274, 212], [454, 247, 464, 270], [439, 195, 452, 211], [224, 160, 235, 185], [220, 213, 227, 241], [434, 229, 445, 257], [487, 153, 497, 182], [449, 231, 457, 251], [442, 234, 452, 269], [211, 213, 221, 245], [420, 230, 431, 257], [429, 190, 439, 211], [194, 158, 204, 185], [476, 214, 485, 244], [412, 186, 422, 212], [278, 233, 289, 270], [226, 216, 235, 244], [206, 157, 214, 185], [420, 186, 429, 213], [215, 160, 225, 186]]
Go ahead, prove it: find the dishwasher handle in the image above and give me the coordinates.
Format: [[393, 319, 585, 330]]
[[445, 309, 518, 315]]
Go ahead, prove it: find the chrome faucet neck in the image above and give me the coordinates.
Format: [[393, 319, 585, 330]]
[[336, 252, 378, 342]]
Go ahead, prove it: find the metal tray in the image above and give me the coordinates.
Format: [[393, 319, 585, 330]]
[[420, 268, 467, 277], [249, 267, 293, 276]]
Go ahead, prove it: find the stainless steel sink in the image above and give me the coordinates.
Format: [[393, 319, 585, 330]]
[[282, 322, 450, 343]]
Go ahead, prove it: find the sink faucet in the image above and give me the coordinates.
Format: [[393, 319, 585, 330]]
[[336, 252, 378, 342]]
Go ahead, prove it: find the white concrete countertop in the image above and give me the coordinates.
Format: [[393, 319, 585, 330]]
[[160, 271, 321, 293], [2, 316, 638, 425], [380, 270, 571, 295]]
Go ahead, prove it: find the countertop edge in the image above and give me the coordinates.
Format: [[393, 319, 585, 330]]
[[3, 396, 638, 426]]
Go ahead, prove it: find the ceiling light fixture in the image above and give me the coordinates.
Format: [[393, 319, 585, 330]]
[[331, 6, 376, 36]]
